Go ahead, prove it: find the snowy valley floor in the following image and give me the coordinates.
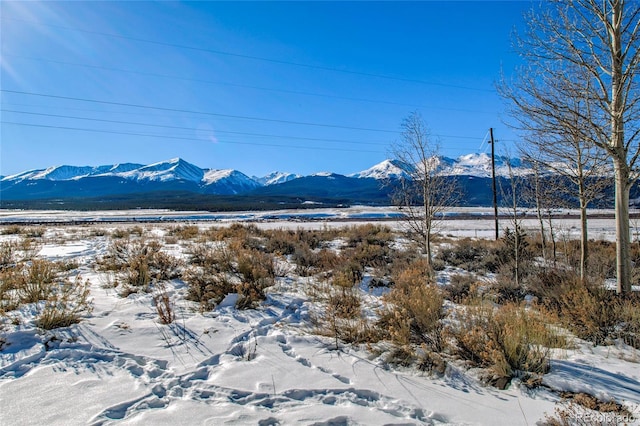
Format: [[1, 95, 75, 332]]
[[1, 209, 639, 425]]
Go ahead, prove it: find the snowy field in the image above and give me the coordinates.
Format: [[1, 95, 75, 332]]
[[0, 205, 632, 240], [1, 208, 639, 425]]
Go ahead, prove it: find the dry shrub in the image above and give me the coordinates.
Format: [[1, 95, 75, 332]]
[[234, 248, 275, 309], [56, 259, 80, 272], [36, 275, 93, 330], [101, 238, 181, 292], [0, 269, 20, 312], [153, 284, 175, 324], [187, 242, 232, 271], [560, 240, 617, 280], [378, 259, 445, 351], [167, 225, 200, 240], [1, 257, 66, 313], [183, 267, 234, 310], [543, 394, 635, 426], [0, 256, 92, 328], [263, 229, 299, 255], [342, 242, 390, 271], [151, 251, 182, 281], [1, 225, 23, 235], [18, 259, 58, 304], [16, 238, 41, 262], [1, 226, 44, 237], [0, 241, 17, 270], [344, 224, 394, 247], [446, 273, 479, 303], [295, 228, 337, 250], [204, 223, 263, 243], [619, 299, 640, 348], [436, 238, 501, 273], [486, 267, 528, 303], [450, 303, 565, 384], [309, 268, 376, 347], [327, 268, 362, 319], [530, 270, 639, 346], [291, 244, 323, 276], [184, 243, 275, 310], [111, 226, 144, 239], [23, 227, 45, 238], [313, 290, 373, 347]]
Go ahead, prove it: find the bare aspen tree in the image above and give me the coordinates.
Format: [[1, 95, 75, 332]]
[[392, 111, 459, 274], [514, 129, 608, 279], [501, 0, 640, 293], [521, 158, 572, 266], [500, 155, 527, 288], [520, 155, 552, 263]]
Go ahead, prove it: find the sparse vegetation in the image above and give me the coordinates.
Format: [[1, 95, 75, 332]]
[[0, 218, 637, 411], [36, 275, 93, 330], [449, 303, 566, 386]]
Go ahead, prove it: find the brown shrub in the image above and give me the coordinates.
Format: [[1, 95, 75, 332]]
[[529, 270, 638, 346], [183, 266, 234, 310], [153, 283, 175, 324], [19, 259, 58, 304], [378, 260, 445, 350], [167, 225, 200, 240], [449, 303, 565, 383], [435, 238, 501, 273], [446, 273, 479, 303], [36, 275, 93, 330], [234, 248, 275, 309], [101, 239, 181, 292]]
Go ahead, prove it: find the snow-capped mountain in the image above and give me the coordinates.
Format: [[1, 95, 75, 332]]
[[0, 158, 261, 199], [350, 155, 533, 180], [120, 158, 204, 183], [350, 159, 413, 180], [0, 154, 538, 205], [440, 153, 531, 178], [254, 171, 300, 186], [202, 169, 261, 194], [3, 163, 144, 183]]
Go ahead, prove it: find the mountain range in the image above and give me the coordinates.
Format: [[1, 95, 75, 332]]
[[0, 154, 550, 209]]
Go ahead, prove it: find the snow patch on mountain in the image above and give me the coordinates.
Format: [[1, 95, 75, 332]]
[[350, 159, 412, 180], [353, 155, 534, 180], [203, 169, 261, 193], [255, 171, 300, 186], [121, 158, 204, 183]]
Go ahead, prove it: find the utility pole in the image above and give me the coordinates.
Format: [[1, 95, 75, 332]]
[[489, 128, 499, 240]]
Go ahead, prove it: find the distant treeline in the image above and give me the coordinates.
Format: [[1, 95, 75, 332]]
[[1, 176, 635, 211]]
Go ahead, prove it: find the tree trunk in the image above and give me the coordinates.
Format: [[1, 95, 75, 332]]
[[578, 180, 589, 281], [613, 160, 632, 293], [534, 170, 547, 261], [610, 0, 632, 294], [547, 210, 557, 264]]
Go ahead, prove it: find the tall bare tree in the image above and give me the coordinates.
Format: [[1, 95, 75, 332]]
[[519, 154, 564, 265], [500, 70, 610, 279], [392, 111, 458, 274], [502, 0, 640, 293]]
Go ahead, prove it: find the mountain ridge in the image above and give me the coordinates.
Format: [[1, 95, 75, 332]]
[[0, 154, 534, 204]]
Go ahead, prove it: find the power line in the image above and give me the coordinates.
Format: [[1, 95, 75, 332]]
[[1, 121, 384, 154], [2, 107, 497, 143], [2, 109, 388, 146], [1, 89, 398, 133], [3, 53, 494, 114], [2, 16, 494, 92]]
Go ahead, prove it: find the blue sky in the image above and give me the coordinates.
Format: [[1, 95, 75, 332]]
[[1, 1, 535, 177]]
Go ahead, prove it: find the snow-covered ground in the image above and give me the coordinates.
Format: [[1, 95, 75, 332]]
[[1, 213, 639, 425], [0, 206, 633, 241]]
